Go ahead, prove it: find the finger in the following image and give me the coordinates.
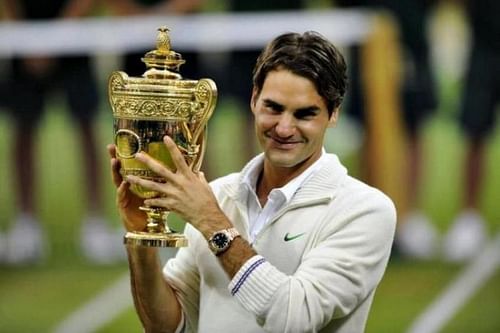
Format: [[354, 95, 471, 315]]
[[107, 144, 117, 159], [117, 181, 129, 204], [107, 144, 123, 187], [126, 175, 166, 194], [110, 158, 123, 187], [163, 136, 190, 174], [135, 151, 175, 180], [143, 197, 171, 210]]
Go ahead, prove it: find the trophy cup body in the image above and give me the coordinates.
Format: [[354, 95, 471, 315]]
[[108, 27, 217, 247]]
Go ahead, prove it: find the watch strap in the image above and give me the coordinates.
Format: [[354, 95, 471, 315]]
[[225, 227, 240, 240], [209, 227, 240, 255]]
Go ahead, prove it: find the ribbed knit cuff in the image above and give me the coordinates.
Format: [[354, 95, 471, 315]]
[[228, 255, 288, 316], [174, 311, 185, 333]]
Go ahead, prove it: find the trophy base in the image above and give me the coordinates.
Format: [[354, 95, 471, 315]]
[[124, 231, 188, 247]]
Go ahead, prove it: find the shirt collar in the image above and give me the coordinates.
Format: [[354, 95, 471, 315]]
[[240, 149, 327, 204]]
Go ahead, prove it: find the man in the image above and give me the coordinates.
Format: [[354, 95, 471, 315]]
[[336, 0, 439, 259], [1, 0, 121, 264], [108, 31, 396, 332], [443, 0, 500, 262], [105, 0, 203, 79]]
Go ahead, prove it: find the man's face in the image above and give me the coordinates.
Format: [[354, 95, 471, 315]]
[[251, 69, 337, 172]]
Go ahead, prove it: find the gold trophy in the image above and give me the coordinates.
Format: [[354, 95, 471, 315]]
[[108, 27, 217, 247]]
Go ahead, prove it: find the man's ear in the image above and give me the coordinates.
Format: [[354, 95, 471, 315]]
[[328, 108, 340, 127], [250, 87, 258, 112]]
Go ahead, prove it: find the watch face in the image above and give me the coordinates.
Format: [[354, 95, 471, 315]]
[[212, 232, 229, 249]]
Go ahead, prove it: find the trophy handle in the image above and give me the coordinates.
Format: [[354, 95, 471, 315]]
[[191, 128, 208, 172], [191, 78, 217, 145]]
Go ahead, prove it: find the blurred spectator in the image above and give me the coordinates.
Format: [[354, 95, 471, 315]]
[[0, 60, 8, 109], [223, 0, 305, 165], [443, 0, 500, 262], [1, 0, 122, 265], [335, 0, 439, 259], [105, 0, 203, 79]]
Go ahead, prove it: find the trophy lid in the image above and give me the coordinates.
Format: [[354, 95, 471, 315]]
[[109, 26, 217, 126], [141, 26, 186, 79]]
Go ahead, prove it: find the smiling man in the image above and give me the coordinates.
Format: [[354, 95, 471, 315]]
[[109, 31, 396, 333]]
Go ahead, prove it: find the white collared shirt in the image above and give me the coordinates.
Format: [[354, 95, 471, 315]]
[[241, 150, 327, 242]]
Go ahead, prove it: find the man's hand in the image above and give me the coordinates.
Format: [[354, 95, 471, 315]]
[[124, 136, 232, 239], [107, 144, 147, 232]]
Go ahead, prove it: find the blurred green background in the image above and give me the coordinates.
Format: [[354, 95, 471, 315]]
[[1, 94, 499, 333], [1, 1, 499, 332]]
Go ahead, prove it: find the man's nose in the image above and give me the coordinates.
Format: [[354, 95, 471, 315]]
[[274, 113, 296, 137]]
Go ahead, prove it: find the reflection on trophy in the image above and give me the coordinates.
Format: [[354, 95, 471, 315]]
[[108, 27, 217, 247]]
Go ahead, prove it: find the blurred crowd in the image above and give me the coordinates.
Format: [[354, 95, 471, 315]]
[[0, 0, 498, 266]]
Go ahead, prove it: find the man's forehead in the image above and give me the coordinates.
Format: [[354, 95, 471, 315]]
[[258, 72, 326, 111]]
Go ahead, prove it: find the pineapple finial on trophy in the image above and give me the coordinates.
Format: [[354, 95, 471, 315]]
[[156, 26, 171, 54], [141, 26, 185, 79]]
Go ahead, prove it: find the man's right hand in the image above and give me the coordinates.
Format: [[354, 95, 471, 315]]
[[108, 144, 184, 332], [107, 144, 148, 232]]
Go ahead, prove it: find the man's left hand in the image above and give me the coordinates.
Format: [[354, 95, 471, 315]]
[[125, 135, 231, 238]]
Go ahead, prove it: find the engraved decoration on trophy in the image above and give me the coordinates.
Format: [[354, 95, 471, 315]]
[[108, 27, 217, 247]]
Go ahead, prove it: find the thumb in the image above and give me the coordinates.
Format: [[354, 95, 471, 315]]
[[197, 171, 207, 182]]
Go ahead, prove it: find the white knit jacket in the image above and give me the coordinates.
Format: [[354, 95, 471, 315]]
[[163, 153, 397, 333]]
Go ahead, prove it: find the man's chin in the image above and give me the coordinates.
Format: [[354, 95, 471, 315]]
[[265, 151, 300, 168]]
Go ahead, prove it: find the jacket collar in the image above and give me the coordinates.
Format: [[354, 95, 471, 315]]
[[223, 153, 347, 205]]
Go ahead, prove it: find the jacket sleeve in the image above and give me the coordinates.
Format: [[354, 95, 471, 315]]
[[163, 225, 202, 333], [228, 190, 396, 332]]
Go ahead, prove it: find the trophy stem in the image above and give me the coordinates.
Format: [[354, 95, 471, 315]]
[[142, 206, 169, 233], [123, 206, 188, 248]]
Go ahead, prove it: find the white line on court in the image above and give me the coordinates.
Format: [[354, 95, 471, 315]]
[[53, 250, 178, 332], [406, 232, 500, 333], [52, 273, 132, 333]]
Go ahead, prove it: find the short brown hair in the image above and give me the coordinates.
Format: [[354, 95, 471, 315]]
[[253, 31, 348, 116]]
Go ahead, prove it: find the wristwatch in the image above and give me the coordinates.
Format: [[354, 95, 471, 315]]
[[208, 227, 240, 255]]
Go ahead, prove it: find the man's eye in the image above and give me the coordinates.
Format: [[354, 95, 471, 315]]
[[265, 104, 282, 113], [295, 110, 316, 119]]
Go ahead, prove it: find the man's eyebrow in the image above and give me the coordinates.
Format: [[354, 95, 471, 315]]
[[263, 98, 284, 110], [263, 99, 321, 113], [295, 105, 321, 113]]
